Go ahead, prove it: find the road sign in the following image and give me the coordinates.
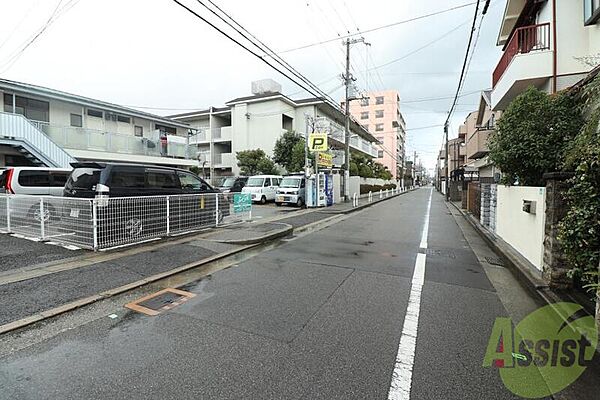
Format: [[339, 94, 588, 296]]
[[317, 152, 333, 168], [308, 132, 328, 152], [233, 193, 252, 213]]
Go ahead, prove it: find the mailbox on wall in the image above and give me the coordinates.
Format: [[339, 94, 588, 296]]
[[522, 200, 537, 214]]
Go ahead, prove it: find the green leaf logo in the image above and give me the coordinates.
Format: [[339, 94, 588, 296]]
[[483, 302, 598, 398]]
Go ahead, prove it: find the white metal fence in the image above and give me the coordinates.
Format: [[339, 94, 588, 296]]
[[0, 193, 250, 250]]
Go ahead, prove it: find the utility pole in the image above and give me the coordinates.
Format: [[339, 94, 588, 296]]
[[342, 37, 368, 202], [304, 114, 313, 178], [444, 121, 449, 201]]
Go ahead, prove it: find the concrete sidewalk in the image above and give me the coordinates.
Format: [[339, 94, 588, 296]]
[[0, 188, 416, 334]]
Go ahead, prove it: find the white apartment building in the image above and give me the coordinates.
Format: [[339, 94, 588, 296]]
[[0, 78, 196, 168], [170, 80, 380, 180], [492, 0, 600, 110]]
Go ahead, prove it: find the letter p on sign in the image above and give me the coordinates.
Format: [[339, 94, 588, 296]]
[[309, 133, 328, 152]]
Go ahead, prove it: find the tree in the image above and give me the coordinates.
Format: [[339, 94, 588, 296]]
[[557, 75, 600, 291], [348, 151, 393, 179], [273, 131, 301, 171], [489, 86, 583, 186], [236, 149, 278, 175]]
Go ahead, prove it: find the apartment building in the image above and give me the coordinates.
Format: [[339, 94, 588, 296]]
[[347, 90, 406, 180], [492, 0, 600, 110], [463, 91, 502, 181], [170, 80, 380, 181], [0, 78, 196, 168]]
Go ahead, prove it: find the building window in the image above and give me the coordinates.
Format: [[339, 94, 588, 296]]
[[361, 98, 369, 106], [70, 113, 82, 127], [584, 0, 600, 24], [375, 123, 384, 131], [375, 110, 384, 118], [376, 136, 384, 142], [117, 115, 131, 124], [134, 126, 144, 137], [3, 93, 49, 122], [375, 96, 384, 105], [360, 111, 369, 120], [87, 109, 103, 118], [378, 150, 384, 158]]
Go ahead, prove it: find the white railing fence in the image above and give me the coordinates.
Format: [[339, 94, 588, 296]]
[[0, 193, 250, 251]]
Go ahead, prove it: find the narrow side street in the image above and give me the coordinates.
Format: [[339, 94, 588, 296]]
[[0, 188, 597, 399]]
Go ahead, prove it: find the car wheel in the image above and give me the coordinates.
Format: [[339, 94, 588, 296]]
[[30, 204, 56, 224], [296, 198, 304, 208], [260, 196, 267, 205], [124, 218, 142, 237]]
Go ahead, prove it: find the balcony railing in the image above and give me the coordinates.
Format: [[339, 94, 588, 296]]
[[492, 23, 551, 87], [31, 121, 193, 159]]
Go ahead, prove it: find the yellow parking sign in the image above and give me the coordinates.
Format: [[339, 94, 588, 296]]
[[308, 132, 328, 152]]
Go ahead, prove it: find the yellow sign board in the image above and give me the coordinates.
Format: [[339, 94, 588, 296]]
[[317, 153, 333, 168], [308, 132, 328, 152]]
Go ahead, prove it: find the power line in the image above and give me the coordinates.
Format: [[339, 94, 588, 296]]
[[366, 20, 471, 72], [445, 0, 484, 124], [171, 0, 339, 113], [0, 0, 80, 73], [277, 2, 477, 54]]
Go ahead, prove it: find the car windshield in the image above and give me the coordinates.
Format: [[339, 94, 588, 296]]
[[246, 178, 264, 187], [220, 177, 237, 188], [280, 177, 301, 188]]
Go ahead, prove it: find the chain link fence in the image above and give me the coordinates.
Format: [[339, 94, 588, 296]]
[[0, 193, 251, 250]]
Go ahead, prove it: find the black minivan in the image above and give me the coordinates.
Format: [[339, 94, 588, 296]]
[[63, 163, 229, 247]]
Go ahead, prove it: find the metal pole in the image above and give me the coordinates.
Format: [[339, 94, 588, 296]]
[[215, 193, 219, 226], [92, 200, 98, 251], [305, 115, 311, 178], [39, 198, 45, 240], [166, 196, 170, 236], [445, 121, 449, 201], [343, 38, 351, 203], [5, 196, 10, 232]]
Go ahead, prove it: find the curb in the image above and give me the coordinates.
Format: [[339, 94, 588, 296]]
[[0, 188, 417, 335], [448, 201, 549, 299], [0, 243, 257, 335], [209, 223, 293, 245]]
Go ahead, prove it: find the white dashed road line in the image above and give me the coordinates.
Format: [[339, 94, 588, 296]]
[[388, 188, 432, 400]]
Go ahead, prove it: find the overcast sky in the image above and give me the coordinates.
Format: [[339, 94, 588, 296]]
[[0, 0, 506, 171]]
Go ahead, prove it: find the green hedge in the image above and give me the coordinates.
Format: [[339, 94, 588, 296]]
[[360, 183, 397, 194]]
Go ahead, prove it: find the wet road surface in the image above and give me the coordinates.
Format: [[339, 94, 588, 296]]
[[1, 189, 592, 399]]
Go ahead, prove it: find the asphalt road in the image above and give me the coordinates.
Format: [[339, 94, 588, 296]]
[[1, 189, 597, 399]]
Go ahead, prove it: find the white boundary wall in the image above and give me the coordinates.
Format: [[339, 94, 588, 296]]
[[495, 186, 546, 270]]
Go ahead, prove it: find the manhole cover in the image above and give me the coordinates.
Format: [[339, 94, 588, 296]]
[[419, 248, 456, 258], [485, 256, 504, 266], [125, 288, 196, 316]]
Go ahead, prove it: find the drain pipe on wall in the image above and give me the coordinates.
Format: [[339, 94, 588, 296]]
[[552, 0, 557, 94]]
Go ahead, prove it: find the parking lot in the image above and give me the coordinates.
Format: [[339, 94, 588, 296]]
[[0, 200, 305, 273]]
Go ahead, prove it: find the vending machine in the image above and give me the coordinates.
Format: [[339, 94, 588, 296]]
[[325, 174, 334, 206], [306, 173, 327, 207]]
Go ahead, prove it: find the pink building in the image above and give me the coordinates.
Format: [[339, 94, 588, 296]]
[[348, 90, 406, 180]]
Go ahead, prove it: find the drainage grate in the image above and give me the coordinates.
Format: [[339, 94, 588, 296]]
[[485, 256, 505, 267], [125, 288, 196, 316]]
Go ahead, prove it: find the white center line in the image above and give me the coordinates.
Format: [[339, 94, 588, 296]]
[[388, 188, 432, 400]]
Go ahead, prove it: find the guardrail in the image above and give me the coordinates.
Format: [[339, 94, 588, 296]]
[[0, 193, 251, 251]]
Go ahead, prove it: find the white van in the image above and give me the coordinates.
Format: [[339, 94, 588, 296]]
[[0, 167, 72, 195], [241, 175, 283, 204]]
